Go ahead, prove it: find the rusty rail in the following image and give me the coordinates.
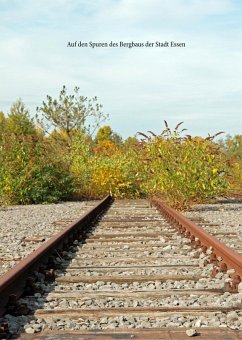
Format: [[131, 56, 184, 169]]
[[151, 198, 242, 291], [0, 195, 112, 316]]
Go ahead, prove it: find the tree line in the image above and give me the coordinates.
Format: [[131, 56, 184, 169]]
[[0, 86, 241, 208]]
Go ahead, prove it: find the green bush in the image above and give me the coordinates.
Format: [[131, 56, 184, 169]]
[[0, 135, 74, 204], [0, 97, 238, 208], [0, 106, 74, 205], [69, 134, 145, 199], [138, 123, 230, 208]]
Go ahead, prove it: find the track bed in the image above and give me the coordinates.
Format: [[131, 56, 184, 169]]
[[0, 199, 241, 339]]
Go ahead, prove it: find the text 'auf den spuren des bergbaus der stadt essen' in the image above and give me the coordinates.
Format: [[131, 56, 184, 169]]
[[67, 40, 186, 48]]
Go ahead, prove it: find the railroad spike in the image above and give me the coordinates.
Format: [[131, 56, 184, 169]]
[[194, 240, 201, 249], [190, 235, 195, 243], [218, 262, 227, 273], [202, 245, 207, 253], [209, 253, 218, 264], [231, 274, 241, 291]]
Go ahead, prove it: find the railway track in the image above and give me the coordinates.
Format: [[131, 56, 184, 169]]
[[183, 198, 242, 255], [0, 196, 241, 339]]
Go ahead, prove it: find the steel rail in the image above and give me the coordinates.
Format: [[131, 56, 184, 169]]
[[151, 198, 242, 291], [0, 195, 112, 316]]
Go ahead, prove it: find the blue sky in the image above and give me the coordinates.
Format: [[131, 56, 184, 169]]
[[1, 0, 242, 138]]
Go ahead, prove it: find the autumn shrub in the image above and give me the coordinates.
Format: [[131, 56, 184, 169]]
[[0, 107, 74, 205], [0, 134, 74, 204], [93, 140, 118, 156], [89, 150, 145, 198], [70, 135, 145, 199], [69, 122, 233, 206], [69, 131, 93, 198], [218, 135, 242, 195], [138, 123, 230, 208]]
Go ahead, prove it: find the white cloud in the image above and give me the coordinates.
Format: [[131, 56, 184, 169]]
[[0, 0, 241, 137]]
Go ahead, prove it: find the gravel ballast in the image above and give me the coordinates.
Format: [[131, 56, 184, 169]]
[[183, 198, 242, 251], [0, 201, 95, 275]]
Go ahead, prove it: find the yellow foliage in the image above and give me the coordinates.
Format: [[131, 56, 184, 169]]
[[93, 140, 117, 156]]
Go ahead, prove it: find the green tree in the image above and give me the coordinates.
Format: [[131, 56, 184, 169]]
[[96, 125, 122, 145], [7, 99, 36, 137], [124, 136, 139, 148], [0, 111, 6, 141], [221, 134, 242, 160], [37, 85, 108, 144], [0, 111, 5, 122], [96, 125, 112, 141]]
